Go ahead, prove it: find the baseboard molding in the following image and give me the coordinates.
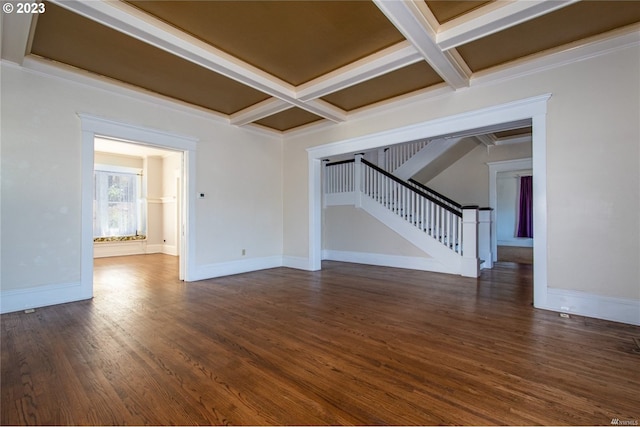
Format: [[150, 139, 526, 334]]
[[162, 244, 178, 256], [322, 250, 452, 274], [1, 281, 92, 314], [497, 239, 534, 248], [282, 256, 315, 271], [542, 288, 640, 326], [190, 256, 284, 281]]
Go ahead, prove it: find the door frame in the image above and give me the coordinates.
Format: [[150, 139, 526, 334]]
[[307, 94, 550, 309], [488, 158, 533, 263], [80, 114, 197, 297]]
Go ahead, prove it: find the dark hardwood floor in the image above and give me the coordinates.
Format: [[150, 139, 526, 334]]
[[2, 254, 639, 425]]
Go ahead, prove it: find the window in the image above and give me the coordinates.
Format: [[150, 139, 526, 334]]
[[93, 166, 145, 239]]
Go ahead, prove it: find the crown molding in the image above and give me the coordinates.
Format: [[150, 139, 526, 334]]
[[437, 0, 580, 50], [8, 56, 230, 124], [471, 23, 640, 88]]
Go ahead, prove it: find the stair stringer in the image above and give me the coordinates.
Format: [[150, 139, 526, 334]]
[[359, 194, 462, 275]]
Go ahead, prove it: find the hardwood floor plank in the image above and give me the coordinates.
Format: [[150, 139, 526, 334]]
[[2, 254, 639, 425]]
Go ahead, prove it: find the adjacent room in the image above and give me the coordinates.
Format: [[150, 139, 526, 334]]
[[2, 1, 639, 425]]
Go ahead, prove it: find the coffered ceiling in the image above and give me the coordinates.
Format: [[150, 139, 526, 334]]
[[5, 0, 640, 133]]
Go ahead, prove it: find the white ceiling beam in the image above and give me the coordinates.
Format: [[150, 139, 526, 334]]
[[437, 0, 580, 51], [373, 0, 470, 89], [475, 134, 496, 147], [48, 0, 346, 123], [0, 6, 34, 65], [230, 98, 292, 126], [296, 41, 423, 102]]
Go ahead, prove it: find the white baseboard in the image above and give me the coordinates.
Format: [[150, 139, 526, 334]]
[[322, 250, 452, 274], [145, 244, 164, 254], [497, 239, 534, 248], [542, 288, 640, 326], [1, 281, 92, 314], [190, 256, 284, 281], [282, 256, 315, 270], [162, 244, 178, 256]]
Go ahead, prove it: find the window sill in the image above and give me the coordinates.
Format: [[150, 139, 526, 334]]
[[94, 235, 147, 243]]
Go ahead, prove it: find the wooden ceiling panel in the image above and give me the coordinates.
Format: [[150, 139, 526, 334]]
[[321, 61, 444, 111], [126, 0, 406, 86], [31, 2, 271, 115], [21, 0, 640, 133], [425, 1, 493, 24], [457, 1, 640, 72], [254, 107, 324, 132], [494, 127, 532, 139]]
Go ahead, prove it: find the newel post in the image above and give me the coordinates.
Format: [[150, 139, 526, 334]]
[[479, 207, 493, 270], [354, 154, 363, 208], [461, 206, 480, 278]]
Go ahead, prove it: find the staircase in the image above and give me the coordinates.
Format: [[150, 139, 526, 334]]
[[324, 153, 493, 277]]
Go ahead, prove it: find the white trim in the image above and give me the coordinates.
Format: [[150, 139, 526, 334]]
[[307, 94, 550, 159], [322, 250, 452, 274], [80, 115, 198, 296], [277, 26, 639, 141], [471, 24, 640, 88], [15, 56, 228, 124], [308, 158, 323, 271], [325, 192, 356, 206], [487, 158, 533, 263], [230, 98, 292, 126], [0, 8, 33, 65], [1, 282, 88, 314], [191, 256, 283, 281], [297, 41, 423, 101], [48, 0, 346, 123], [437, 0, 579, 50], [498, 239, 534, 248], [308, 94, 550, 307], [373, 0, 470, 89], [282, 256, 315, 271], [359, 195, 461, 275], [544, 288, 640, 326]]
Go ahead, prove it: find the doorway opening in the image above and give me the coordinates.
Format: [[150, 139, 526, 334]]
[[93, 137, 184, 275], [307, 94, 550, 310], [80, 114, 197, 300]]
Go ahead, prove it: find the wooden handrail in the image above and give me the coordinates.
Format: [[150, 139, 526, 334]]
[[408, 179, 462, 210], [361, 159, 462, 217], [325, 159, 355, 167]]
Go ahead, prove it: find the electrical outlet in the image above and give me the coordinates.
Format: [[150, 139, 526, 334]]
[[560, 313, 570, 318]]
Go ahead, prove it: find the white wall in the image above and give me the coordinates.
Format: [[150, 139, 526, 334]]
[[1, 61, 283, 311], [425, 143, 532, 207], [323, 204, 431, 256], [284, 44, 640, 310]]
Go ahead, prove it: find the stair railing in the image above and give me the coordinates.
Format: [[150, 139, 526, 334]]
[[360, 158, 462, 253], [407, 179, 462, 215], [324, 159, 355, 194], [383, 140, 429, 172]]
